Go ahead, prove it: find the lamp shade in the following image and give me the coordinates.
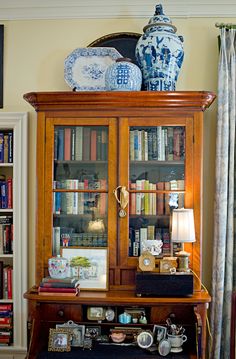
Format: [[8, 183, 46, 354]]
[[171, 208, 196, 243]]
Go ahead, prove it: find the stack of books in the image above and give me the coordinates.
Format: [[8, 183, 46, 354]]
[[0, 304, 13, 346], [38, 277, 80, 296]]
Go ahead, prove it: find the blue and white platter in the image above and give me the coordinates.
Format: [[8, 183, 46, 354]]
[[64, 47, 122, 91]]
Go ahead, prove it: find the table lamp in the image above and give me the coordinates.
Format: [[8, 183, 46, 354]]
[[171, 208, 196, 272]]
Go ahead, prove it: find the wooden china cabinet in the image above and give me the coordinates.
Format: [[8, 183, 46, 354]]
[[24, 91, 215, 359]]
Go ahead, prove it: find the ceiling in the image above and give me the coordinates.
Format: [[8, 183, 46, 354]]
[[0, 0, 235, 20]]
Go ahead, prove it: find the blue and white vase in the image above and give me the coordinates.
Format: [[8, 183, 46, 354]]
[[135, 4, 184, 91], [105, 58, 142, 91]]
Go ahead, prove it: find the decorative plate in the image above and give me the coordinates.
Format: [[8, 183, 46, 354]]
[[64, 47, 122, 91]]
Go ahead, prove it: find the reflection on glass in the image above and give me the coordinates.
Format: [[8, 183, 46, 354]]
[[52, 192, 108, 256], [128, 126, 186, 258], [52, 125, 108, 256]]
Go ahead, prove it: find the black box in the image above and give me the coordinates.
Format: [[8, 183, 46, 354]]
[[135, 272, 194, 297]]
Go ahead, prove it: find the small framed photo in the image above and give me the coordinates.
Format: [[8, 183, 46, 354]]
[[153, 325, 167, 343], [87, 307, 105, 321], [85, 326, 101, 338], [48, 328, 71, 352], [56, 320, 85, 347], [61, 247, 108, 290]]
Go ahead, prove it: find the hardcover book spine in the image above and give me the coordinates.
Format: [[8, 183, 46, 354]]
[[3, 134, 8, 163], [0, 134, 3, 163], [75, 126, 83, 161], [64, 128, 71, 161], [8, 132, 13, 163]]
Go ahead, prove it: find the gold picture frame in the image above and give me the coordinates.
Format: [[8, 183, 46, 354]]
[[48, 328, 71, 352]]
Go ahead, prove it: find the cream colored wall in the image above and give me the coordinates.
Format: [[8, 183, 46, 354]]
[[0, 16, 231, 290]]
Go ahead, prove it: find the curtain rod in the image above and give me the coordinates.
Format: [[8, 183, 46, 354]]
[[215, 22, 236, 29]]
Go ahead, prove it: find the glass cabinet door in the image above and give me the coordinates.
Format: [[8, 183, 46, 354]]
[[128, 125, 186, 259], [51, 125, 109, 256]]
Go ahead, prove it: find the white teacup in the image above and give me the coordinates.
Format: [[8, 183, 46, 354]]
[[167, 333, 187, 349]]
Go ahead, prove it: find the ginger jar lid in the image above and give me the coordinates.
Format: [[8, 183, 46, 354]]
[[143, 4, 177, 33]]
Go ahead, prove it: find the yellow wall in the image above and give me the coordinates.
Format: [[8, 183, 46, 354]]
[[0, 16, 230, 290]]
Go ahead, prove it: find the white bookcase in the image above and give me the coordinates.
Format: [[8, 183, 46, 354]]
[[0, 113, 27, 359]]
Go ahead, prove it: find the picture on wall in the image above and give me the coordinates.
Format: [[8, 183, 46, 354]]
[[61, 247, 108, 290], [0, 25, 3, 108]]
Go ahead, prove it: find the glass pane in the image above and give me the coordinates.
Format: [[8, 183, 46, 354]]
[[128, 126, 185, 258], [52, 125, 108, 256]]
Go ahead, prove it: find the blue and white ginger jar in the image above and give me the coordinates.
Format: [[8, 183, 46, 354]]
[[105, 58, 142, 91], [135, 4, 184, 91]]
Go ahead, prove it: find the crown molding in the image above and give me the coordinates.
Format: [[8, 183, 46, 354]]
[[0, 1, 236, 20]]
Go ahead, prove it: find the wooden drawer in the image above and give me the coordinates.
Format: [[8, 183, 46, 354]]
[[39, 303, 82, 322]]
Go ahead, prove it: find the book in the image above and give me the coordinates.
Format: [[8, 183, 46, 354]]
[[38, 286, 80, 294], [39, 279, 80, 288], [64, 128, 71, 161], [90, 129, 97, 160], [3, 134, 8, 163], [83, 127, 91, 160], [0, 134, 3, 163], [0, 304, 12, 311], [75, 126, 83, 161], [0, 261, 3, 299], [156, 182, 164, 215], [41, 276, 79, 284], [71, 127, 75, 160], [57, 128, 64, 160], [8, 132, 13, 163]]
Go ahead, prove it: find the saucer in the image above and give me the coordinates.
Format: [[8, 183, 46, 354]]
[[170, 347, 183, 353]]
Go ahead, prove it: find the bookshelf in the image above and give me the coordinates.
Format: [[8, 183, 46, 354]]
[[23, 91, 215, 359], [0, 113, 28, 359]]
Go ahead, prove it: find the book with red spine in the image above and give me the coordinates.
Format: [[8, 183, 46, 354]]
[[0, 317, 12, 324], [7, 267, 12, 299], [0, 304, 12, 311], [38, 285, 80, 295], [90, 130, 97, 160], [7, 178, 12, 209], [64, 128, 71, 161]]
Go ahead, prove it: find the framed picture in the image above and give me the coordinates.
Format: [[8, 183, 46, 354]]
[[0, 25, 3, 108], [85, 325, 101, 338], [61, 247, 108, 290], [87, 307, 105, 321], [153, 325, 167, 343], [56, 320, 85, 347], [48, 328, 71, 352]]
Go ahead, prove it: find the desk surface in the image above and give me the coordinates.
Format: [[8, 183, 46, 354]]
[[24, 287, 211, 305]]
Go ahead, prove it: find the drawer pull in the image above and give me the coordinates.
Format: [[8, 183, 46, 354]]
[[58, 310, 64, 317]]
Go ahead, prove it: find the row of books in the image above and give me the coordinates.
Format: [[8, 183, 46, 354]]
[[130, 179, 185, 216], [53, 192, 106, 216], [129, 126, 185, 161], [0, 178, 13, 209], [0, 304, 13, 346], [129, 226, 171, 257], [38, 276, 80, 295], [0, 132, 13, 164], [53, 178, 107, 191], [0, 263, 13, 299], [54, 127, 108, 162], [52, 227, 107, 256]]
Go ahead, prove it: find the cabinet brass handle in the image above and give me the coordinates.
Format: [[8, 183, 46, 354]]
[[113, 186, 129, 217]]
